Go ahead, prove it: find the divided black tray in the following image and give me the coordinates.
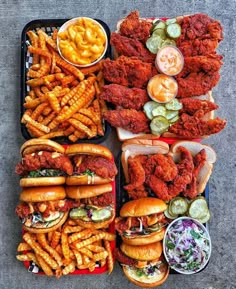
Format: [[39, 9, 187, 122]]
[[20, 18, 112, 144], [115, 151, 210, 274]]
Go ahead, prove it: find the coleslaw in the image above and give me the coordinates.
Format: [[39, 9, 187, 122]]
[[164, 217, 211, 273]]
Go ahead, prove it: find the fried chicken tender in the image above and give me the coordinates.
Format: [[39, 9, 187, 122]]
[[124, 157, 146, 191], [180, 98, 219, 115], [119, 10, 152, 43], [99, 84, 150, 110], [103, 109, 150, 134], [102, 56, 155, 88], [169, 112, 226, 137], [110, 33, 155, 63], [126, 185, 148, 200]]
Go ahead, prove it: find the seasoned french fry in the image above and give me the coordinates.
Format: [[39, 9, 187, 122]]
[[93, 251, 108, 262], [23, 232, 58, 270], [26, 123, 45, 137], [87, 244, 105, 253], [68, 229, 93, 244], [104, 240, 114, 274], [62, 261, 76, 275], [61, 232, 71, 262], [78, 247, 94, 259], [26, 30, 39, 64], [63, 225, 83, 234], [31, 102, 49, 120], [36, 254, 54, 277], [39, 130, 64, 139], [50, 231, 61, 249], [23, 114, 50, 133], [68, 118, 94, 138], [17, 242, 31, 252], [74, 232, 105, 250]]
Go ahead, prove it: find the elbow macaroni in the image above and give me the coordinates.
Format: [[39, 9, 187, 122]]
[[58, 18, 107, 66]]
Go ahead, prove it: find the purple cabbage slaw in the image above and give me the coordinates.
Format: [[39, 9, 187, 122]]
[[164, 218, 211, 272]]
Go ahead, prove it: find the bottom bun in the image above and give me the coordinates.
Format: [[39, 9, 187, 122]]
[[20, 176, 65, 187], [121, 228, 166, 246], [74, 209, 115, 229], [123, 263, 169, 288], [23, 211, 68, 233]]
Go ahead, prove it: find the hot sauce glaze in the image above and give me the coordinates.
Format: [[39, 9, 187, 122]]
[[147, 74, 178, 103], [155, 46, 184, 76]]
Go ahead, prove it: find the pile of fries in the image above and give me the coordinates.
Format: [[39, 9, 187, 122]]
[[22, 28, 107, 142], [16, 218, 116, 277]]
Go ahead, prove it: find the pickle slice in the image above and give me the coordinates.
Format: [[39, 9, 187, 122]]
[[152, 106, 167, 117], [165, 99, 183, 110], [188, 198, 209, 220], [169, 114, 179, 123], [91, 207, 112, 222], [150, 116, 169, 134], [152, 28, 167, 39], [151, 20, 166, 32], [70, 208, 87, 219], [164, 209, 178, 219], [143, 101, 161, 120], [165, 110, 178, 120], [197, 211, 211, 224], [165, 18, 177, 26], [161, 39, 176, 48], [146, 35, 163, 54], [169, 197, 188, 215], [166, 23, 182, 39]]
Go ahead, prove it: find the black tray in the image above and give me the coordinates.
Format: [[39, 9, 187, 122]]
[[115, 151, 210, 274], [20, 18, 112, 144]]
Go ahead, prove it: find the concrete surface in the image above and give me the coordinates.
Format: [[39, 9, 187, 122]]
[[0, 0, 235, 288]]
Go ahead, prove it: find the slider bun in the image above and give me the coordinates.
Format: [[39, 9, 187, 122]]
[[121, 228, 166, 245], [20, 176, 66, 187], [65, 143, 113, 160], [65, 175, 112, 186], [120, 241, 162, 261], [65, 183, 113, 199], [20, 186, 66, 202], [20, 139, 65, 156], [120, 198, 167, 217]]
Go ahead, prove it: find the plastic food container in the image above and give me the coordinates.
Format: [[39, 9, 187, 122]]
[[155, 45, 184, 76], [20, 19, 111, 144], [147, 74, 178, 103], [163, 217, 211, 274], [57, 17, 108, 67]]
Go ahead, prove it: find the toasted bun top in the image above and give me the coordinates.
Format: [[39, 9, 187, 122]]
[[120, 198, 167, 217], [170, 140, 216, 164], [122, 139, 169, 154], [120, 241, 162, 261], [65, 144, 113, 160], [20, 139, 65, 156], [20, 186, 66, 202], [66, 183, 113, 199]]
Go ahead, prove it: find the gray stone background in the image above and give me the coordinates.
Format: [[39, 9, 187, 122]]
[[0, 0, 235, 288]]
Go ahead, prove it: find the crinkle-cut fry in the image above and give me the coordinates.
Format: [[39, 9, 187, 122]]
[[61, 81, 86, 107], [63, 125, 75, 136], [98, 98, 108, 114], [41, 111, 56, 125], [28, 89, 36, 98], [37, 233, 63, 267], [42, 106, 52, 116], [88, 262, 96, 272], [51, 50, 56, 74], [50, 231, 61, 249], [23, 114, 50, 133], [72, 249, 83, 266], [31, 102, 49, 120], [56, 84, 95, 122], [78, 107, 94, 120], [30, 64, 41, 71], [16, 253, 38, 265], [47, 231, 53, 243], [74, 130, 87, 139], [47, 91, 61, 113], [61, 232, 71, 262], [71, 79, 80, 87], [48, 118, 59, 130], [28, 46, 51, 59], [93, 251, 108, 262], [55, 244, 62, 255], [68, 134, 79, 142], [61, 75, 76, 87], [79, 61, 102, 75], [87, 244, 105, 253], [36, 254, 54, 277], [55, 52, 84, 81], [33, 86, 45, 98], [92, 99, 104, 135], [17, 242, 32, 252], [72, 113, 94, 126], [67, 218, 79, 226], [39, 130, 65, 139], [62, 261, 76, 275], [52, 29, 58, 41], [26, 123, 45, 137], [41, 85, 49, 94], [55, 268, 63, 279], [94, 81, 102, 96], [74, 232, 105, 250], [104, 240, 114, 274], [23, 232, 58, 270], [46, 80, 61, 90], [63, 225, 83, 234], [37, 29, 57, 51], [27, 63, 51, 78], [68, 118, 94, 138], [37, 115, 44, 122], [90, 125, 98, 138], [24, 97, 41, 109], [68, 229, 93, 244], [102, 232, 116, 241], [26, 74, 55, 87], [26, 30, 39, 65], [100, 258, 106, 268], [78, 248, 94, 259]]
